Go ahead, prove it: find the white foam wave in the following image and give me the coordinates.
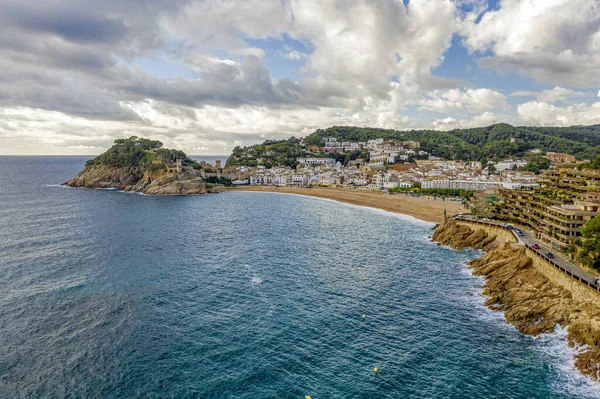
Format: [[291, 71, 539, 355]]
[[458, 261, 600, 396], [535, 326, 600, 398]]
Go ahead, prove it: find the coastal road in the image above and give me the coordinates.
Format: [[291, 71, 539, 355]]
[[454, 215, 600, 290], [518, 229, 599, 287]]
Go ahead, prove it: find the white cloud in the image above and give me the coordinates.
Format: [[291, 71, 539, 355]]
[[461, 0, 600, 87], [511, 86, 591, 103], [432, 111, 510, 130], [420, 88, 508, 113], [277, 45, 307, 60], [517, 101, 600, 126]]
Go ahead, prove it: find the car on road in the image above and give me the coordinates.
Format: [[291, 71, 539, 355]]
[[532, 244, 541, 249], [506, 225, 514, 230], [595, 278, 600, 287], [457, 213, 463, 218], [546, 252, 554, 258], [515, 229, 524, 237]]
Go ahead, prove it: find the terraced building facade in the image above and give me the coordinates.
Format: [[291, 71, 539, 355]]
[[491, 166, 600, 252]]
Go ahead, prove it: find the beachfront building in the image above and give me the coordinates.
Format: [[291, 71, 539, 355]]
[[421, 179, 503, 191], [491, 166, 600, 251], [292, 174, 307, 186]]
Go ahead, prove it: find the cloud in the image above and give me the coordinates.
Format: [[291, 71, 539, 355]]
[[510, 86, 592, 103], [1, 0, 598, 154], [277, 45, 307, 60], [432, 111, 510, 130], [419, 88, 508, 113], [461, 0, 600, 87], [517, 101, 600, 126]]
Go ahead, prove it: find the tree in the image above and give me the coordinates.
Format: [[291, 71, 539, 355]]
[[581, 215, 600, 270]]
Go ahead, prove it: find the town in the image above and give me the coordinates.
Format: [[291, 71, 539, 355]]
[[221, 136, 552, 191], [215, 134, 600, 274]]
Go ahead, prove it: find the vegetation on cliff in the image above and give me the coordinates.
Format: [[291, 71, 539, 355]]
[[66, 137, 209, 195], [227, 137, 306, 168], [85, 136, 198, 170]]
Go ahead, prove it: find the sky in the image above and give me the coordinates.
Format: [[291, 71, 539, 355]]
[[1, 0, 600, 155]]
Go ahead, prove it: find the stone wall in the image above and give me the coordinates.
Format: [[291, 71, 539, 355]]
[[453, 220, 517, 247], [454, 219, 600, 304], [527, 249, 600, 304]]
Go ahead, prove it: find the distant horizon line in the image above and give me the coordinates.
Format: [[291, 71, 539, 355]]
[[0, 154, 232, 157]]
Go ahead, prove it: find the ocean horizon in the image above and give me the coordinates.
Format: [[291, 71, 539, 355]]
[[1, 156, 598, 398]]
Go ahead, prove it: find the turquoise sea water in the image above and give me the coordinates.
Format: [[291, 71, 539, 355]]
[[0, 156, 598, 398]]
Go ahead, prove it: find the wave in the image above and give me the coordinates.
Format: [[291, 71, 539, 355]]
[[458, 261, 600, 397], [537, 326, 600, 398]]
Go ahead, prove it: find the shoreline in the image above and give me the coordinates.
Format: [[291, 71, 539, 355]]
[[433, 219, 600, 382], [225, 186, 466, 223]]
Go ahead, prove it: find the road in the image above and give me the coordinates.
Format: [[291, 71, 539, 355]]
[[454, 215, 600, 290]]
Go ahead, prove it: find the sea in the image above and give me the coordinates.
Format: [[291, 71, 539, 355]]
[[0, 156, 598, 398]]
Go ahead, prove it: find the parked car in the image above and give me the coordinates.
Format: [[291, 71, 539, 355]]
[[546, 252, 554, 258], [532, 244, 541, 249], [515, 229, 524, 237], [457, 213, 463, 218], [595, 278, 600, 287], [506, 225, 514, 230]]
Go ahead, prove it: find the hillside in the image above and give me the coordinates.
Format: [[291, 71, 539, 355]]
[[66, 137, 212, 195], [226, 124, 600, 167]]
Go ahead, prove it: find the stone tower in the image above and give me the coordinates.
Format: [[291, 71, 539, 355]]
[[176, 158, 183, 173]]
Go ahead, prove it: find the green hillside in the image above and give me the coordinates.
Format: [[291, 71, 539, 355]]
[[227, 124, 600, 167]]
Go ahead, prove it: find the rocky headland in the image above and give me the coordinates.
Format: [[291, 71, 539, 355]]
[[433, 219, 600, 380], [65, 137, 217, 195]]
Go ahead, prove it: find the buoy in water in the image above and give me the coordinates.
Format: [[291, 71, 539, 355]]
[[362, 277, 366, 281], [362, 314, 366, 319], [305, 396, 312, 399], [374, 367, 379, 374]]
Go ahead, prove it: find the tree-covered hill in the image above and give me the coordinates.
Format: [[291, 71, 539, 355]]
[[86, 136, 200, 169], [227, 124, 600, 167]]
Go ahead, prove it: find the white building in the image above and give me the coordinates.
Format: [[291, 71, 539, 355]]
[[292, 174, 307, 186], [297, 157, 335, 167], [421, 180, 503, 191], [250, 176, 263, 185]]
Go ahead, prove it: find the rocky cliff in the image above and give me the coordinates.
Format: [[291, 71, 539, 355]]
[[66, 164, 209, 195], [434, 220, 600, 380], [64, 136, 212, 195]]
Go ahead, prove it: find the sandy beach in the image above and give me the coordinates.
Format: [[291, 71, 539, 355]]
[[226, 186, 466, 223]]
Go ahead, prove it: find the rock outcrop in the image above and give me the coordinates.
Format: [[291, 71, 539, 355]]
[[434, 220, 600, 380], [66, 165, 209, 195], [64, 136, 214, 195]]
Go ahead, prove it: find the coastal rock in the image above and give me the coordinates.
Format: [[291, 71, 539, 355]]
[[66, 165, 209, 195], [434, 220, 600, 380], [64, 137, 213, 196], [431, 220, 500, 252]]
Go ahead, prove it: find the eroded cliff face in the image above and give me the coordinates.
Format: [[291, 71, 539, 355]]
[[65, 165, 208, 195], [431, 219, 502, 252], [434, 220, 600, 380]]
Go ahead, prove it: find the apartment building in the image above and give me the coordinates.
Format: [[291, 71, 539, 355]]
[[491, 166, 600, 251]]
